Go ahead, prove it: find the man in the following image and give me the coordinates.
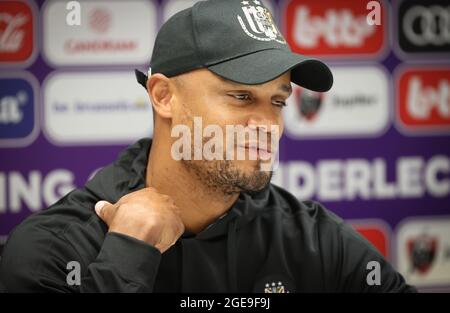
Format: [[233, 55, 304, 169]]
[[0, 0, 415, 292]]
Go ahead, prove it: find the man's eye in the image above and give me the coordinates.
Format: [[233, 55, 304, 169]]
[[273, 100, 286, 108], [231, 94, 251, 101]]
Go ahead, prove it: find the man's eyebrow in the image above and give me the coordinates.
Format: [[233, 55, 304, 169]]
[[218, 76, 292, 95]]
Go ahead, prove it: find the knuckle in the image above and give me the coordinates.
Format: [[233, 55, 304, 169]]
[[178, 223, 185, 235], [145, 216, 160, 231]]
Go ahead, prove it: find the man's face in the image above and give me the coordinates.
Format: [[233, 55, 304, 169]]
[[169, 69, 291, 195]]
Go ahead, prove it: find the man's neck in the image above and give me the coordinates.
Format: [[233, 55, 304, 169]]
[[145, 136, 239, 234]]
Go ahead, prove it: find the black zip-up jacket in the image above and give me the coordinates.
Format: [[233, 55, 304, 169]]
[[0, 139, 416, 292]]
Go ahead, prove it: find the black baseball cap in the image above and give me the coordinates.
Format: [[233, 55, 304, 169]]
[[135, 0, 333, 92]]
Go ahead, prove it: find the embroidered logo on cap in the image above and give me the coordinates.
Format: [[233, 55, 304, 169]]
[[237, 0, 286, 44]]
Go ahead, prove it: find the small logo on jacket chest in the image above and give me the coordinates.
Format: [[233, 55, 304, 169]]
[[264, 281, 289, 293], [253, 274, 294, 293]]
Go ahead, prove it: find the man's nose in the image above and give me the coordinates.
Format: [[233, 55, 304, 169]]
[[247, 112, 279, 133], [247, 115, 281, 144]]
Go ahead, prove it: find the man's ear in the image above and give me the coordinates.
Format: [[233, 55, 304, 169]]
[[147, 73, 173, 119]]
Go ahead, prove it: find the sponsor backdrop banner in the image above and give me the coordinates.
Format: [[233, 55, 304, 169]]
[[1, 0, 449, 291]]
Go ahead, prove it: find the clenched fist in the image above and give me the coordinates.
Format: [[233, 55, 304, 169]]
[[94, 187, 185, 253]]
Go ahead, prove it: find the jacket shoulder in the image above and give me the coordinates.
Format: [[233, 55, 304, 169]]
[[0, 187, 106, 292], [267, 184, 416, 292]]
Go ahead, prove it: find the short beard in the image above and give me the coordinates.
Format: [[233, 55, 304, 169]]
[[177, 103, 273, 196], [182, 159, 272, 196]]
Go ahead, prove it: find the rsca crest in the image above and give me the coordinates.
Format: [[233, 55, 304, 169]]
[[237, 0, 286, 44]]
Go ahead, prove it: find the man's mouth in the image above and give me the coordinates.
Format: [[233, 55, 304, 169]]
[[238, 143, 272, 160]]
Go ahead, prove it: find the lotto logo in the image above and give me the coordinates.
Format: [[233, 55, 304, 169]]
[[283, 0, 387, 58], [397, 67, 450, 133]]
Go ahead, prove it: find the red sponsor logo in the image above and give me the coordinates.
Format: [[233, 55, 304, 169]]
[[294, 88, 323, 121], [283, 0, 386, 58], [0, 0, 34, 63], [64, 6, 137, 54], [352, 223, 389, 258], [407, 234, 438, 275], [397, 68, 450, 130], [89, 8, 111, 34]]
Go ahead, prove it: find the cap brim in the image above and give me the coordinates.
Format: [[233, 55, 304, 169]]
[[207, 49, 333, 92]]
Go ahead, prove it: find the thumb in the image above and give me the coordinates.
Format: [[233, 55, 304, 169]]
[[95, 200, 115, 225]]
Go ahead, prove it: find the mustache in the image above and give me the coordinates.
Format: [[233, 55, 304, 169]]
[[238, 142, 272, 153], [197, 137, 277, 153]]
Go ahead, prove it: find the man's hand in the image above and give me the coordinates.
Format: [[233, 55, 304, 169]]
[[94, 187, 185, 253]]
